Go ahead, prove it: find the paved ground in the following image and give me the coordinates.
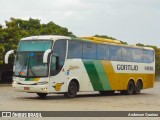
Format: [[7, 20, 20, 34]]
[[0, 81, 160, 120]]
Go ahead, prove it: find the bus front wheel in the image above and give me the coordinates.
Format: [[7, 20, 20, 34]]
[[37, 93, 48, 98], [64, 81, 78, 98]]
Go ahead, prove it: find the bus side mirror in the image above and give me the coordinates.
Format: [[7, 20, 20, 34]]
[[43, 49, 52, 63], [5, 50, 14, 64]]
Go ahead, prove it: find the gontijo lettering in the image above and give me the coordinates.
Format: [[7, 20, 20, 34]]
[[117, 64, 138, 71]]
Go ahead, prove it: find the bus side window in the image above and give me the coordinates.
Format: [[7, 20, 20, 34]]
[[68, 40, 82, 59], [109, 46, 122, 61], [143, 50, 154, 63], [83, 42, 96, 59], [122, 47, 132, 62], [132, 48, 143, 62], [97, 44, 109, 60], [50, 40, 67, 76]]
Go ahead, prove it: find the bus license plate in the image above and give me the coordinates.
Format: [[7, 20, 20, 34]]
[[24, 87, 30, 90]]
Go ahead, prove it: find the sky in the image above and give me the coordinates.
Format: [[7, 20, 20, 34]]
[[0, 0, 160, 47]]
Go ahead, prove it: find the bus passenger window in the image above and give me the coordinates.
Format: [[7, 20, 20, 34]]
[[122, 47, 132, 62], [97, 44, 109, 60], [83, 42, 96, 59], [143, 50, 154, 63], [68, 40, 82, 59], [132, 48, 143, 62], [109, 46, 121, 61]]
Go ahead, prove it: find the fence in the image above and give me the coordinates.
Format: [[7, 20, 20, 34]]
[[0, 64, 13, 84]]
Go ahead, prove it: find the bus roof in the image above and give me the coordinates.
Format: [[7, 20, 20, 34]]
[[79, 36, 121, 44], [20, 35, 71, 41], [78, 37, 154, 51], [20, 35, 154, 51]]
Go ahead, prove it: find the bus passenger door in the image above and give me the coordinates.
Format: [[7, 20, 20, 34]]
[[49, 39, 67, 92]]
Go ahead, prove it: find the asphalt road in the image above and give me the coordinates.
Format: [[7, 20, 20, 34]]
[[0, 81, 160, 120]]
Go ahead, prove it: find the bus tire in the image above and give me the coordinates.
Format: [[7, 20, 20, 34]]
[[125, 80, 135, 95], [37, 93, 48, 98], [64, 81, 78, 98], [134, 80, 142, 94], [120, 90, 126, 95], [99, 91, 115, 96]]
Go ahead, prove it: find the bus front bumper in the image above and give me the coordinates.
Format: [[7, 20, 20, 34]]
[[12, 83, 49, 93]]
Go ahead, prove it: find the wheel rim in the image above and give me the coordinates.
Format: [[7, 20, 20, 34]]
[[69, 84, 76, 95]]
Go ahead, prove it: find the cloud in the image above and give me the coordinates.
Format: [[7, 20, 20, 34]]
[[0, 0, 160, 46]]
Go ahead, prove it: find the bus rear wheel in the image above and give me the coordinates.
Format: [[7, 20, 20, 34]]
[[37, 93, 48, 98], [64, 81, 78, 98], [134, 80, 142, 94], [125, 80, 135, 95]]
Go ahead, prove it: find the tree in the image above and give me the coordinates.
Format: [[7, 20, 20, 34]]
[[94, 34, 117, 40], [0, 45, 5, 64], [154, 48, 160, 74], [94, 34, 127, 44], [0, 17, 74, 64]]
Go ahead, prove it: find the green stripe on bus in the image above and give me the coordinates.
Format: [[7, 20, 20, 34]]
[[83, 60, 104, 91], [93, 61, 112, 90]]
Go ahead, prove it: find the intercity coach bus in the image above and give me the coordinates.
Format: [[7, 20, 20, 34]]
[[5, 35, 155, 98]]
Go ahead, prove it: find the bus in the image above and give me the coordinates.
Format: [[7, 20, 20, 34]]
[[5, 35, 155, 98]]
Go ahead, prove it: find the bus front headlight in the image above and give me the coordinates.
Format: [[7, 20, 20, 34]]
[[13, 81, 18, 84]]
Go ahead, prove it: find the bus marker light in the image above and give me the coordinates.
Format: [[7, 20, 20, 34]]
[[13, 81, 18, 84], [41, 88, 47, 91]]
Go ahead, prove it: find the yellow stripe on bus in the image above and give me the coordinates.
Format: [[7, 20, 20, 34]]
[[34, 78, 40, 81], [101, 61, 154, 90]]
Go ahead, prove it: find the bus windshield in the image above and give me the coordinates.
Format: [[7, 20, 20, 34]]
[[14, 40, 52, 77], [18, 40, 52, 51]]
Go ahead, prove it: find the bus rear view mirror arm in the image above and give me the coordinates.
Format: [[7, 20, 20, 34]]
[[43, 49, 52, 63], [5, 50, 15, 64]]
